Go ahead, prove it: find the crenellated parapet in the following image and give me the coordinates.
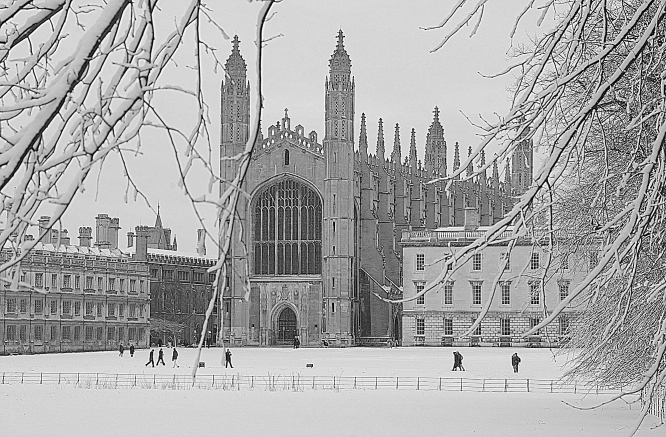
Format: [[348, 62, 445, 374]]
[[254, 113, 324, 158]]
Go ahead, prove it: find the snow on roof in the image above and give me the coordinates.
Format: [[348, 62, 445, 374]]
[[16, 242, 129, 258], [144, 248, 217, 262]]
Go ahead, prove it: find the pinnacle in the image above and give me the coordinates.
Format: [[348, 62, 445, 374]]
[[337, 29, 345, 50]]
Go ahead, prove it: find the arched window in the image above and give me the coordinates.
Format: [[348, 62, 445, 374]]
[[253, 179, 322, 275], [284, 149, 290, 166]]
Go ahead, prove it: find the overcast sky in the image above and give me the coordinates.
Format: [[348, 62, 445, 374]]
[[54, 0, 553, 253]]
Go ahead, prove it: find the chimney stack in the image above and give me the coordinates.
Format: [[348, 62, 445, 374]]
[[196, 229, 206, 256], [95, 214, 111, 248], [127, 231, 135, 248], [134, 226, 150, 261], [78, 227, 92, 247], [60, 229, 70, 246], [108, 217, 120, 249], [38, 216, 50, 241], [464, 207, 479, 231]]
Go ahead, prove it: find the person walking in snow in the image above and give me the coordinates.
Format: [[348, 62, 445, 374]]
[[172, 348, 179, 368], [512, 353, 521, 373], [119, 343, 124, 357], [156, 348, 166, 366], [129, 344, 135, 357], [145, 349, 155, 367], [452, 351, 465, 371], [225, 349, 233, 368]]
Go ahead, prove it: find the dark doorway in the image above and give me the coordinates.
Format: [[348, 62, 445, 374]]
[[277, 307, 297, 345]]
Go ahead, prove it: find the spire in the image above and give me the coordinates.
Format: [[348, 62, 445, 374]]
[[480, 149, 486, 166], [492, 158, 499, 181], [466, 146, 474, 177], [225, 35, 247, 79], [453, 142, 461, 170], [504, 158, 511, 186], [359, 113, 368, 156], [425, 106, 446, 176], [391, 123, 401, 164], [377, 118, 385, 160], [155, 207, 163, 229], [409, 128, 417, 168], [329, 29, 351, 75]]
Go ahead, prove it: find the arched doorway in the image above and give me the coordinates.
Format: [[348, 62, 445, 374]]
[[277, 307, 297, 345]]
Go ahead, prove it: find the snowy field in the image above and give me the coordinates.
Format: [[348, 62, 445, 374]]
[[0, 347, 662, 436]]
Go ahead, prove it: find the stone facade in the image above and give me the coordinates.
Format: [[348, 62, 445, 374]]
[[221, 32, 532, 346], [401, 227, 588, 347], [0, 234, 150, 355]]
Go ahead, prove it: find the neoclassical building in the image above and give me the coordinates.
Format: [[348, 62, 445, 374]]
[[220, 32, 532, 346], [401, 223, 587, 347]]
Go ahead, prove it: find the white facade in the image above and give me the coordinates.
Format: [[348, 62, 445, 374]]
[[401, 227, 589, 347]]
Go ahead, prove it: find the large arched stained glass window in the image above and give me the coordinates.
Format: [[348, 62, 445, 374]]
[[253, 179, 322, 275]]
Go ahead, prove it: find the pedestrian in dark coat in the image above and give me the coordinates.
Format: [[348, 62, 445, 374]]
[[512, 353, 521, 373], [458, 351, 465, 371], [129, 344, 135, 357], [156, 348, 166, 366], [119, 343, 124, 357], [145, 349, 155, 367], [452, 351, 465, 371], [172, 348, 179, 368], [225, 349, 233, 368]]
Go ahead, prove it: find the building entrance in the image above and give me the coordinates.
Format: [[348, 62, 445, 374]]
[[276, 307, 297, 345]]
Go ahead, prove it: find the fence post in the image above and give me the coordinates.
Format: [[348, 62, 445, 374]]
[[21, 373, 24, 384], [504, 379, 507, 392], [2, 372, 4, 384], [313, 376, 315, 390], [252, 376, 254, 389], [153, 374, 155, 386], [482, 379, 485, 392], [396, 377, 399, 389], [354, 377, 357, 389], [574, 382, 577, 394], [97, 373, 99, 386], [212, 375, 215, 386], [460, 378, 463, 391], [375, 377, 378, 390], [134, 375, 136, 387], [77, 373, 79, 384], [527, 379, 530, 392], [58, 373, 61, 384], [417, 377, 420, 391], [333, 376, 336, 389], [439, 377, 441, 391], [40, 373, 42, 384], [550, 380, 553, 393]]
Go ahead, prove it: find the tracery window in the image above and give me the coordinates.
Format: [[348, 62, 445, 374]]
[[253, 179, 322, 275]]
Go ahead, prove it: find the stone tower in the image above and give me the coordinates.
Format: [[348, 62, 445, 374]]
[[220, 35, 251, 342], [424, 107, 447, 176], [511, 125, 533, 195], [323, 30, 355, 340]]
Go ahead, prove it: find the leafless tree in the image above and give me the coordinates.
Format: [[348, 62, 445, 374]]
[[0, 0, 276, 377], [411, 0, 666, 433]]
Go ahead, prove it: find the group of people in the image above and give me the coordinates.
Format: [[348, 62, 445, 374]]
[[451, 351, 522, 373], [145, 347, 180, 367], [118, 343, 135, 357]]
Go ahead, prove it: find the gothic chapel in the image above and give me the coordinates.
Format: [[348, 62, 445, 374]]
[[220, 32, 532, 346]]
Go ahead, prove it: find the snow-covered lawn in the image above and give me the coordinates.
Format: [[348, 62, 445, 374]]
[[0, 347, 662, 436], [0, 346, 571, 378]]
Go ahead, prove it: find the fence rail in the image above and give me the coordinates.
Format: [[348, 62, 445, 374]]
[[0, 371, 634, 394]]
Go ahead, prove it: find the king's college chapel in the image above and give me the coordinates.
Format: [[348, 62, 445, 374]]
[[220, 31, 532, 346]]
